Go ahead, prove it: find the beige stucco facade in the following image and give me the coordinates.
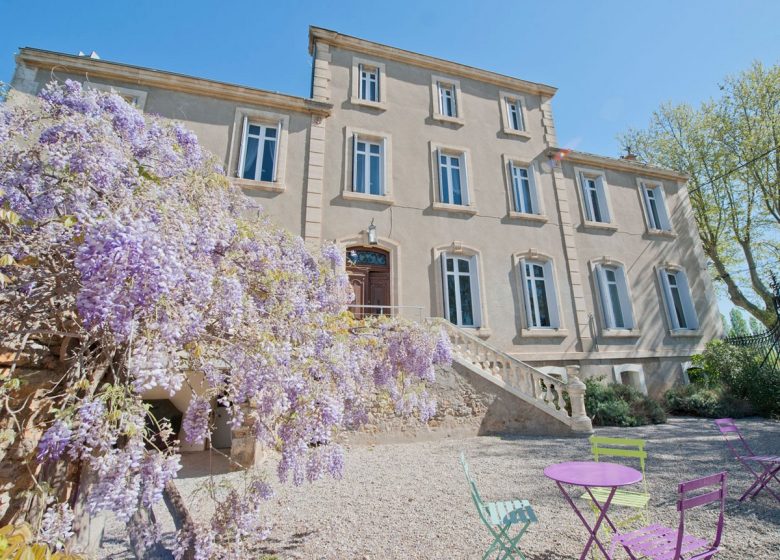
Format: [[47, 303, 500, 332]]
[[10, 26, 721, 399]]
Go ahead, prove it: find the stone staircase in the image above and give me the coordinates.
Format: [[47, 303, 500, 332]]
[[435, 319, 593, 434]]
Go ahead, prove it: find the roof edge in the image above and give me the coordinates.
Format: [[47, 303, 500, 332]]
[[15, 48, 332, 117], [308, 26, 557, 98], [549, 148, 688, 181]]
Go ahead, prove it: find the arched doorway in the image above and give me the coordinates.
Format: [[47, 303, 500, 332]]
[[346, 246, 390, 318]]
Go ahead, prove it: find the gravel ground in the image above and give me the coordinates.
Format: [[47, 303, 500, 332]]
[[100, 416, 780, 559]]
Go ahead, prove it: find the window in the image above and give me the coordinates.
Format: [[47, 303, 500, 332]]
[[442, 254, 481, 327], [520, 260, 559, 328], [239, 120, 279, 182], [580, 172, 611, 223], [640, 182, 671, 231], [352, 136, 384, 195], [506, 98, 525, 131], [438, 82, 457, 117], [510, 163, 539, 214], [87, 83, 147, 110], [359, 64, 379, 102], [595, 264, 634, 329], [438, 151, 468, 205], [660, 268, 698, 330]]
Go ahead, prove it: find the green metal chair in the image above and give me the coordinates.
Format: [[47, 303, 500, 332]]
[[582, 436, 650, 528], [460, 453, 537, 560]]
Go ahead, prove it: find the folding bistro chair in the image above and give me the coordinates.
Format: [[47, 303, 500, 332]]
[[610, 472, 727, 560], [582, 436, 651, 528], [714, 418, 780, 502], [459, 453, 537, 560]]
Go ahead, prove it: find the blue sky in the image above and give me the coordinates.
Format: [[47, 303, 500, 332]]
[[1, 0, 778, 318]]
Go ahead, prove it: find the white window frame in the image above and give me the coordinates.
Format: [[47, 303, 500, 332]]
[[352, 135, 384, 195], [430, 142, 476, 214], [440, 252, 482, 329], [502, 155, 546, 221], [229, 108, 289, 192], [438, 151, 467, 206], [342, 127, 393, 204], [430, 75, 464, 125], [574, 167, 615, 228], [359, 64, 379, 102], [637, 179, 673, 233], [350, 57, 387, 109], [499, 91, 530, 137], [593, 261, 636, 332], [238, 119, 280, 183], [519, 259, 560, 329], [658, 266, 699, 332]]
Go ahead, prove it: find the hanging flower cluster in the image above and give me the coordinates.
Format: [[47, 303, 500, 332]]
[[0, 81, 451, 556]]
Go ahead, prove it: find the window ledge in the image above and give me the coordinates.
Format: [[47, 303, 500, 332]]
[[432, 114, 465, 126], [232, 177, 285, 193], [582, 221, 618, 232], [669, 329, 702, 338], [600, 329, 641, 339], [509, 211, 548, 223], [342, 191, 395, 205], [646, 229, 677, 239], [501, 128, 531, 139], [432, 202, 478, 215], [349, 97, 388, 111], [521, 328, 568, 338]]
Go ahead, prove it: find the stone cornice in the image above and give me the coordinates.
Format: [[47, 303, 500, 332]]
[[550, 148, 688, 182], [15, 48, 332, 117], [308, 27, 558, 99]]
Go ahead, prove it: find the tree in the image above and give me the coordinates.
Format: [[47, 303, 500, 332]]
[[749, 316, 764, 335], [729, 308, 749, 337], [620, 62, 780, 328], [0, 81, 451, 557]]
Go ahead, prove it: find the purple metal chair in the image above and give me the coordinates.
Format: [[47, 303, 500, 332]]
[[610, 472, 727, 560], [714, 418, 780, 502]]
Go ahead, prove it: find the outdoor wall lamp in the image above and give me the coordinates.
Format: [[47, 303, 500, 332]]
[[367, 218, 378, 245]]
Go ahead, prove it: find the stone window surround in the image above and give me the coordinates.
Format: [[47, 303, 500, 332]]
[[501, 154, 547, 222], [573, 166, 618, 232], [228, 107, 290, 193], [430, 74, 465, 126], [350, 56, 387, 110], [636, 177, 676, 237], [429, 141, 477, 214], [589, 256, 641, 338], [512, 249, 568, 338], [87, 81, 148, 110], [498, 90, 531, 139], [612, 363, 648, 395], [656, 262, 701, 337], [341, 126, 394, 205], [433, 242, 491, 339]]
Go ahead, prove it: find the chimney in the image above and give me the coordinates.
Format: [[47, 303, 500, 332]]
[[621, 146, 638, 161]]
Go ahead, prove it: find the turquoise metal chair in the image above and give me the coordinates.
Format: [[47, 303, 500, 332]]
[[460, 453, 537, 560]]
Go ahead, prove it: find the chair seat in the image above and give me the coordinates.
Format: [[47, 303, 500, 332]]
[[613, 523, 713, 560], [582, 487, 650, 508], [481, 499, 537, 526]]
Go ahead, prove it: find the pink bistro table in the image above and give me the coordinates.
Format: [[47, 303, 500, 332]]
[[544, 461, 643, 560]]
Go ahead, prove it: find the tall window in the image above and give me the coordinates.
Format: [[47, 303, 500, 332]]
[[580, 172, 610, 223], [359, 64, 379, 102], [595, 264, 634, 329], [442, 254, 480, 327], [353, 137, 383, 195], [521, 260, 559, 328], [438, 151, 467, 205], [641, 182, 671, 231], [506, 98, 525, 131], [660, 268, 698, 330], [438, 82, 457, 117], [240, 122, 278, 182], [510, 163, 539, 214]]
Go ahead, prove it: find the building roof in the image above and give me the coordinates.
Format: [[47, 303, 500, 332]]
[[15, 47, 332, 117], [308, 26, 558, 99], [549, 148, 688, 181]]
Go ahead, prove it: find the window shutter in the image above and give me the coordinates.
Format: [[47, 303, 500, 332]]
[[529, 163, 540, 214], [440, 253, 450, 321], [469, 255, 481, 327], [436, 148, 443, 202], [519, 259, 534, 328], [615, 269, 634, 329], [658, 269, 678, 329], [679, 271, 699, 330], [580, 173, 592, 220], [596, 265, 613, 328], [658, 189, 671, 230], [380, 137, 387, 196], [237, 115, 249, 178], [461, 153, 470, 206], [352, 133, 359, 192], [596, 176, 611, 222], [272, 121, 282, 182], [641, 184, 654, 228], [375, 67, 380, 102], [545, 261, 560, 328]]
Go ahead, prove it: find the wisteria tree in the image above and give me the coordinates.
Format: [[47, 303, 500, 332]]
[[0, 81, 450, 558]]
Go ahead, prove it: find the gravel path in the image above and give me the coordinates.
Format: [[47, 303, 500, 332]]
[[100, 417, 780, 559]]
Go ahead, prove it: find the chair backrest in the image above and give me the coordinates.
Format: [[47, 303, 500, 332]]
[[714, 418, 754, 459], [459, 453, 492, 526], [591, 436, 648, 490], [674, 472, 727, 558]]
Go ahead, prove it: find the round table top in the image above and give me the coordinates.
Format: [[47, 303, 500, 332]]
[[544, 461, 642, 487]]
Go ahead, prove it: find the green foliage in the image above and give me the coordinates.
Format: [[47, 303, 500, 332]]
[[584, 377, 667, 427], [749, 316, 763, 335], [729, 308, 750, 336], [664, 384, 752, 418]]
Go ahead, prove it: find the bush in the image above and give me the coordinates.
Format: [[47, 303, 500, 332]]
[[664, 384, 753, 418], [584, 377, 667, 427]]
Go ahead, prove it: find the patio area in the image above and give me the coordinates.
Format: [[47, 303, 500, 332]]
[[101, 417, 780, 559]]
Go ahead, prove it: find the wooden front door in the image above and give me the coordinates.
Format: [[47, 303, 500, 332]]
[[346, 247, 391, 318]]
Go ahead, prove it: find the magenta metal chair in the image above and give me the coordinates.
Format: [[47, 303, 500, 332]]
[[714, 418, 780, 502], [610, 472, 727, 560]]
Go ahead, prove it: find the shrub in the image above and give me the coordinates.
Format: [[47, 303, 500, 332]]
[[664, 384, 752, 418], [584, 377, 667, 427]]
